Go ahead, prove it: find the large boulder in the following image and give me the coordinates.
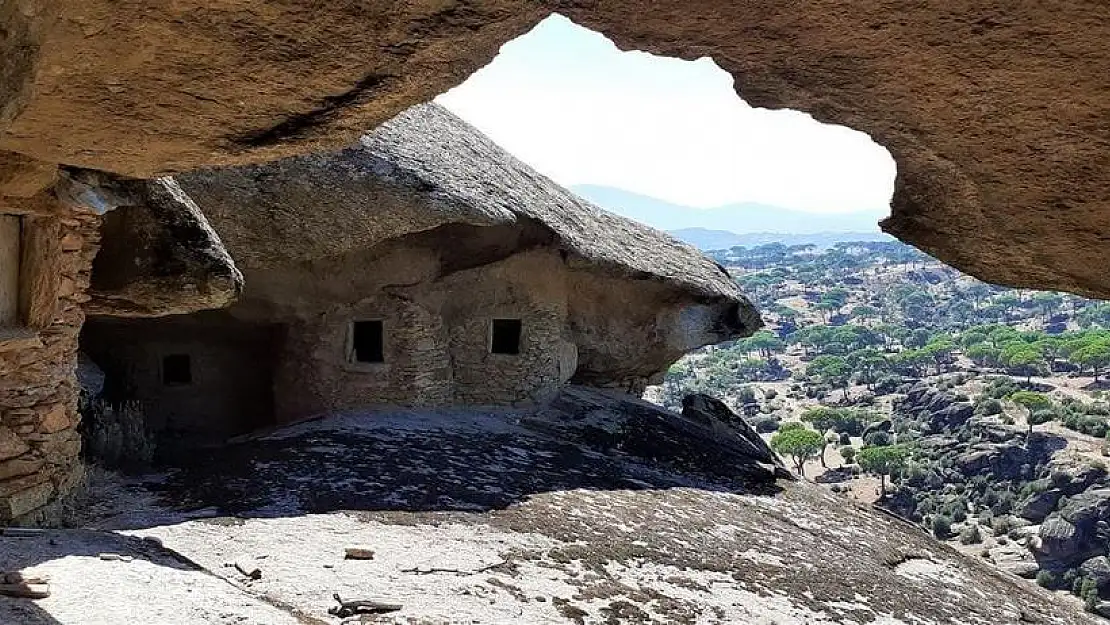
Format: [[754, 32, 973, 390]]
[[1019, 488, 1064, 524], [1037, 487, 1110, 565], [930, 402, 974, 431], [1082, 556, 1110, 589], [1038, 517, 1082, 561], [84, 174, 243, 317], [532, 387, 793, 484], [955, 440, 1038, 480], [862, 419, 892, 439]]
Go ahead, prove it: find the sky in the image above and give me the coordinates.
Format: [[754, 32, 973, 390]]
[[437, 14, 896, 214]]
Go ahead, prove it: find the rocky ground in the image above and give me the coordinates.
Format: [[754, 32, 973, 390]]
[[0, 387, 1098, 624]]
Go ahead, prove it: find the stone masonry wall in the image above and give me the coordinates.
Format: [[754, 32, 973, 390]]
[[442, 250, 573, 406], [271, 249, 575, 422], [273, 294, 454, 423], [0, 206, 99, 523]]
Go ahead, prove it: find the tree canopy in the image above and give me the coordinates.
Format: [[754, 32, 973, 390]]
[[770, 428, 825, 477]]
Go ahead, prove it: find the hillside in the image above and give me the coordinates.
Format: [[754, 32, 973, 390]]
[[648, 239, 1110, 619], [670, 227, 894, 250], [571, 184, 888, 234]]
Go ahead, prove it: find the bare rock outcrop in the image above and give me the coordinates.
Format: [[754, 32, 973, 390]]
[[37, 392, 1097, 625], [84, 175, 242, 317], [171, 103, 757, 394], [4, 4, 1110, 299]]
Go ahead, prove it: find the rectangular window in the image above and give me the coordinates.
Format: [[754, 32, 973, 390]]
[[162, 354, 192, 386], [490, 318, 522, 355], [0, 216, 19, 326], [351, 320, 384, 363]]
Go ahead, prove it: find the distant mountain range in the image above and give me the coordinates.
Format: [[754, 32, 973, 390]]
[[570, 184, 891, 248], [667, 228, 894, 251]]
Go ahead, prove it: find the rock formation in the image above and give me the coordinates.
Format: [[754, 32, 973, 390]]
[[84, 175, 242, 318], [77, 104, 759, 432], [4, 3, 1110, 298], [1, 7, 1110, 620]]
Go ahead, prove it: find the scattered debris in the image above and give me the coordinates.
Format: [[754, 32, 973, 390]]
[[343, 547, 375, 560], [328, 593, 402, 618], [98, 553, 134, 562], [232, 559, 262, 580], [0, 573, 50, 599]]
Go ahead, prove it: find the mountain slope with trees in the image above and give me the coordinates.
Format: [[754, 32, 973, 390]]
[[648, 240, 1110, 619]]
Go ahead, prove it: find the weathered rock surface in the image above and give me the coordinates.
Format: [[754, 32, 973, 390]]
[[23, 396, 1091, 625], [1036, 487, 1110, 565], [85, 175, 242, 317], [525, 388, 790, 483], [5, 4, 1110, 299], [1020, 488, 1065, 523], [898, 382, 975, 433]]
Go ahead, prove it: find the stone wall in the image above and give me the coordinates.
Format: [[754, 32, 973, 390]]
[[80, 240, 736, 432], [442, 250, 572, 405], [0, 205, 99, 523], [273, 294, 453, 422], [272, 249, 571, 421]]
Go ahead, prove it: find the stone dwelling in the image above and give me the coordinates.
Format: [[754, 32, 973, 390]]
[[79, 103, 761, 439], [0, 171, 242, 520]]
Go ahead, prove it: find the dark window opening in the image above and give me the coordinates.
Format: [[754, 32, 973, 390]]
[[162, 354, 192, 386], [491, 318, 522, 355], [352, 320, 384, 363]]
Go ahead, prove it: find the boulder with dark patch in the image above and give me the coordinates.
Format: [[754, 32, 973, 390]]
[[531, 388, 792, 484], [1019, 488, 1064, 524]]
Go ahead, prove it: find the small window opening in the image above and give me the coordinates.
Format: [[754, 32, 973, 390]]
[[351, 320, 384, 363], [162, 354, 192, 386], [491, 318, 522, 355]]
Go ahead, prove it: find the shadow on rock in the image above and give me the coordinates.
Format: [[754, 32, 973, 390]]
[[105, 387, 787, 528]]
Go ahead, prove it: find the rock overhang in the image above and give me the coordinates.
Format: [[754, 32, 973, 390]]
[[3, 5, 1110, 298]]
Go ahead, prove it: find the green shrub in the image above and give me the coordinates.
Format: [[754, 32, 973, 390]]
[[1084, 581, 1100, 613], [991, 515, 1014, 537], [1036, 570, 1056, 589], [1030, 408, 1057, 427], [840, 446, 857, 464], [974, 398, 1003, 416], [959, 525, 982, 545], [779, 421, 805, 432], [931, 514, 952, 539]]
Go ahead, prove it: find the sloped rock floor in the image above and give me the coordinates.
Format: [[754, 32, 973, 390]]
[[0, 393, 1099, 624]]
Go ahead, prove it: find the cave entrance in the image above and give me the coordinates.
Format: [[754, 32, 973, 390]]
[[436, 13, 896, 250], [79, 311, 283, 464]]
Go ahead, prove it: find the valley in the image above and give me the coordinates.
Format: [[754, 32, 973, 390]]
[[648, 240, 1110, 617]]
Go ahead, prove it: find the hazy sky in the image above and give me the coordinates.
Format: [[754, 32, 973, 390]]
[[437, 14, 896, 214]]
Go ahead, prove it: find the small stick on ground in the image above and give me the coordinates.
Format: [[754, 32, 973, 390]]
[[400, 561, 505, 576], [328, 593, 402, 618], [0, 582, 50, 599]]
